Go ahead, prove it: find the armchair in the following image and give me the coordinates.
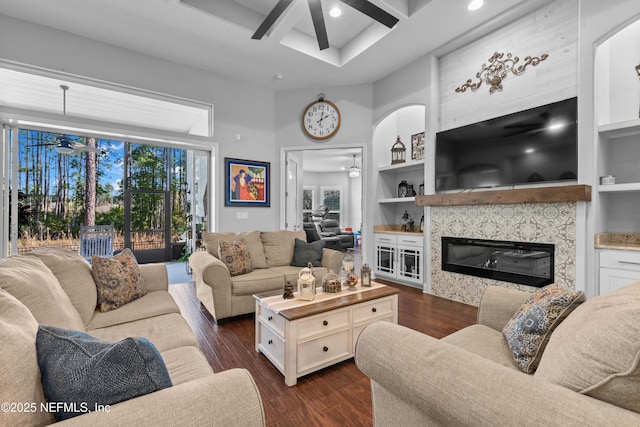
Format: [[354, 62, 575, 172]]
[[302, 222, 342, 251], [317, 219, 354, 250]]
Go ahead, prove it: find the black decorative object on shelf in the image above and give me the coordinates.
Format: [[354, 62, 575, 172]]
[[408, 185, 416, 197], [391, 136, 406, 164], [398, 180, 409, 198]]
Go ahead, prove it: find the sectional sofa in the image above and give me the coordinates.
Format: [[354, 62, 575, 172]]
[[0, 246, 265, 426]]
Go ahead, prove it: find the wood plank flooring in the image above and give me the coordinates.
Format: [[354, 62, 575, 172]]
[[168, 280, 477, 427]]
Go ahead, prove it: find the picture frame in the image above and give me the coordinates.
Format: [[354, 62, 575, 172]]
[[224, 158, 271, 207], [411, 132, 425, 161]]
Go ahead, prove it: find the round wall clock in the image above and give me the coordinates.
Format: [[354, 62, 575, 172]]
[[301, 94, 341, 140]]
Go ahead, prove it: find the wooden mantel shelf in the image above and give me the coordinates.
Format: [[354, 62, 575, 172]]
[[415, 185, 591, 207]]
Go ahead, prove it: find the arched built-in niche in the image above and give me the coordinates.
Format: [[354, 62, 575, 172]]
[[372, 105, 426, 228]]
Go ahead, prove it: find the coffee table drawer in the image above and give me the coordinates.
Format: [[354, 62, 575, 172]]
[[298, 329, 350, 373], [258, 305, 285, 336], [353, 297, 394, 323], [258, 324, 285, 370], [297, 309, 350, 340]]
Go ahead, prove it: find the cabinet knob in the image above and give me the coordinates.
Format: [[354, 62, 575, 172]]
[[323, 346, 329, 352], [268, 339, 273, 345], [372, 307, 377, 313], [323, 320, 328, 326], [268, 316, 273, 321]]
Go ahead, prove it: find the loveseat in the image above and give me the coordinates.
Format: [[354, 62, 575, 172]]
[[356, 283, 640, 426], [0, 246, 265, 426], [189, 230, 344, 322]]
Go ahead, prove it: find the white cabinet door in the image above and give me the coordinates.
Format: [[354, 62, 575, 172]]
[[599, 268, 640, 294]]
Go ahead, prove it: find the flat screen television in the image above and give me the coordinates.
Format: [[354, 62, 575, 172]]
[[435, 97, 577, 192]]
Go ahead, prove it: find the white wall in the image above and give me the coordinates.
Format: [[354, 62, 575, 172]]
[[0, 13, 277, 232]]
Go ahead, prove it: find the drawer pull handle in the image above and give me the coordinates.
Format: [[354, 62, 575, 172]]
[[323, 346, 329, 352], [268, 316, 273, 321], [619, 261, 640, 266], [372, 307, 377, 313], [323, 320, 328, 326], [268, 339, 273, 345]]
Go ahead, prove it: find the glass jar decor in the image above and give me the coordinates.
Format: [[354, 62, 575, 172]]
[[361, 264, 371, 287], [346, 273, 358, 290], [342, 249, 355, 275], [398, 180, 409, 198], [322, 270, 341, 293]]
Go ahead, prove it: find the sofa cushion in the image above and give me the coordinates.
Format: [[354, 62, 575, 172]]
[[30, 246, 98, 325], [291, 238, 325, 267], [92, 248, 147, 312], [535, 281, 640, 412], [161, 346, 214, 386], [261, 230, 306, 267], [89, 312, 199, 352], [503, 284, 585, 374], [85, 291, 180, 331], [203, 231, 267, 269], [230, 268, 290, 296], [0, 255, 85, 330], [0, 289, 55, 427], [219, 238, 253, 276], [36, 325, 172, 421], [443, 324, 520, 371], [269, 265, 329, 289]]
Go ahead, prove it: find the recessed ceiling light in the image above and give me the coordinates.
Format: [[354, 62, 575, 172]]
[[467, 0, 484, 11], [525, 148, 535, 154], [329, 7, 342, 18]]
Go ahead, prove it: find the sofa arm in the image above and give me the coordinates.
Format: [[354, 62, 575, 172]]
[[355, 322, 640, 426], [56, 369, 265, 427], [139, 263, 170, 293], [321, 248, 344, 274], [189, 251, 233, 321], [477, 285, 531, 331]]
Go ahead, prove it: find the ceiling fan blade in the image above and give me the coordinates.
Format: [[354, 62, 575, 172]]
[[308, 0, 329, 50], [251, 0, 295, 40], [76, 145, 105, 155], [29, 143, 58, 147], [339, 0, 399, 29]]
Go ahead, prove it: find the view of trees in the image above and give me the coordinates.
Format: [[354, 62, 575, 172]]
[[15, 129, 188, 252]]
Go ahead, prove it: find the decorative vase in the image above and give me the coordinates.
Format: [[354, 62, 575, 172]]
[[398, 180, 409, 198], [342, 249, 355, 275], [322, 270, 341, 293]]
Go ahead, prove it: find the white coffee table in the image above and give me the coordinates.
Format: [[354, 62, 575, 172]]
[[254, 282, 399, 386]]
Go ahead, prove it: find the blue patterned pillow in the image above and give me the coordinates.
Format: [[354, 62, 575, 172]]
[[36, 325, 172, 421], [503, 284, 585, 373]]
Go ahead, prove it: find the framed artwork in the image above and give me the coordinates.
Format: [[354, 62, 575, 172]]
[[224, 158, 270, 207], [411, 132, 425, 161]]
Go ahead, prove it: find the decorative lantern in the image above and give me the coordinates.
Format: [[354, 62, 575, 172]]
[[297, 262, 316, 301], [361, 264, 371, 286], [391, 136, 406, 165], [322, 270, 341, 293], [398, 180, 409, 198]]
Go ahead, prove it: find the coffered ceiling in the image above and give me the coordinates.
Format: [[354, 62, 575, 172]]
[[0, 0, 550, 90]]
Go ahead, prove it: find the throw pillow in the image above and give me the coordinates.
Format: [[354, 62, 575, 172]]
[[535, 281, 640, 412], [291, 238, 325, 267], [92, 248, 147, 312], [502, 283, 585, 374], [218, 239, 253, 276], [36, 325, 172, 421]]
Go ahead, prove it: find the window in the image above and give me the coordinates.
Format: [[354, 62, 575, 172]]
[[302, 187, 315, 222], [321, 186, 342, 224]]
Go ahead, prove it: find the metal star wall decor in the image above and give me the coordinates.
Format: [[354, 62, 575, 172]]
[[456, 51, 549, 94]]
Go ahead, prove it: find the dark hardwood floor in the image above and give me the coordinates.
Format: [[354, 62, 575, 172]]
[[168, 280, 477, 427]]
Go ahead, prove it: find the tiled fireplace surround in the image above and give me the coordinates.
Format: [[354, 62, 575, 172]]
[[429, 202, 576, 306]]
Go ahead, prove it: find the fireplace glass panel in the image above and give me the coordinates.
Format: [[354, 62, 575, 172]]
[[441, 237, 554, 287]]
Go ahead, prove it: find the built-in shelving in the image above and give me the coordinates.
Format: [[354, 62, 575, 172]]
[[598, 183, 640, 193], [598, 118, 640, 138], [378, 160, 425, 174], [378, 197, 416, 204]]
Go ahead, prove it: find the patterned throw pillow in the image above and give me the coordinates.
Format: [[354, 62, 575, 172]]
[[91, 248, 147, 312], [36, 325, 172, 421], [502, 283, 585, 373], [218, 239, 253, 276]]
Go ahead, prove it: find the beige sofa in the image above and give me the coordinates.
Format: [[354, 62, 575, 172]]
[[189, 230, 344, 322], [356, 284, 640, 426], [0, 247, 265, 427]]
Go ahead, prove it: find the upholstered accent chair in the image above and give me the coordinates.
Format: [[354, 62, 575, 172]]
[[303, 222, 342, 251]]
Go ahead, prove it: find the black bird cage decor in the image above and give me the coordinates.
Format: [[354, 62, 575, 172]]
[[391, 136, 406, 165]]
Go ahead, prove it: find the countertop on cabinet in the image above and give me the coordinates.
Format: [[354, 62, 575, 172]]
[[373, 225, 423, 236], [595, 233, 640, 252]]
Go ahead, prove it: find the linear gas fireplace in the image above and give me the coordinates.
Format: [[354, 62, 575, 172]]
[[442, 237, 554, 287]]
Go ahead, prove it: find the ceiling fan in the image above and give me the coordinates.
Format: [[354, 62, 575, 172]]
[[31, 85, 106, 155], [252, 0, 399, 50]]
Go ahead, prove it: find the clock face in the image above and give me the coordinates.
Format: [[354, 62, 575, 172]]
[[302, 100, 341, 140]]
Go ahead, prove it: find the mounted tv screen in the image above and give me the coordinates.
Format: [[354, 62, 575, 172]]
[[435, 97, 577, 192]]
